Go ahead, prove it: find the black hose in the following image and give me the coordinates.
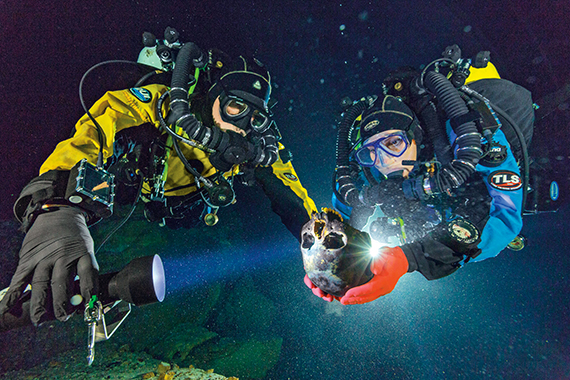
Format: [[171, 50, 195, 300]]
[[256, 132, 279, 166], [95, 174, 144, 254], [491, 104, 530, 214], [334, 99, 370, 206], [423, 71, 482, 193], [169, 43, 228, 151], [134, 69, 163, 87], [78, 59, 141, 167], [156, 92, 215, 188], [418, 101, 454, 165]]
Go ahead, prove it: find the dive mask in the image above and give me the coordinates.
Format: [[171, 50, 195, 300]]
[[220, 95, 273, 134], [355, 131, 410, 167]]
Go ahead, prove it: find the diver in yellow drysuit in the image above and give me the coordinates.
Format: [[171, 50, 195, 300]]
[[0, 35, 317, 327]]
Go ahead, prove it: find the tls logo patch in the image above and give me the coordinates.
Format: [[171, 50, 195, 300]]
[[129, 88, 152, 103], [489, 170, 522, 191]]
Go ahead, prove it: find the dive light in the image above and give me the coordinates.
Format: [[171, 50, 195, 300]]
[[0, 255, 166, 333]]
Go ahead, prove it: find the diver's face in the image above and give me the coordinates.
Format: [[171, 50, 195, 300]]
[[212, 96, 247, 136], [363, 130, 417, 178]]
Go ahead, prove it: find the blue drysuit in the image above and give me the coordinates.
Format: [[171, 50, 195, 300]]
[[333, 76, 531, 280]]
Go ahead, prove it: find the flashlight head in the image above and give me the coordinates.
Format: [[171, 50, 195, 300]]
[[106, 255, 166, 306]]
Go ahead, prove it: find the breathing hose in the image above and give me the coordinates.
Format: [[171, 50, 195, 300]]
[[420, 71, 482, 195], [417, 100, 454, 166], [168, 43, 228, 152], [334, 98, 371, 207]]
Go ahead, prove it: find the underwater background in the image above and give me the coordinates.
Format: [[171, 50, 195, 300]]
[[1, 1, 569, 379]]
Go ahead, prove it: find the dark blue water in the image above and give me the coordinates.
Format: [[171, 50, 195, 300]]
[[1, 1, 569, 379]]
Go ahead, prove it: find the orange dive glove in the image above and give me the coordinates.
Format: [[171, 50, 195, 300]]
[[339, 246, 408, 305], [303, 274, 341, 302]]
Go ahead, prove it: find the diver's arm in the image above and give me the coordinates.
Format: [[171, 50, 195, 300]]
[[470, 130, 524, 261], [254, 143, 318, 242], [4, 86, 169, 326], [400, 236, 467, 280], [15, 84, 168, 228], [40, 84, 168, 173], [399, 179, 490, 280], [400, 190, 518, 281], [402, 131, 523, 279]]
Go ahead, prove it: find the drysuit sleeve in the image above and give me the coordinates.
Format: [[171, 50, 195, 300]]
[[14, 85, 169, 227], [401, 129, 524, 280], [255, 143, 318, 242], [399, 179, 489, 280], [471, 130, 524, 261], [39, 85, 169, 174]]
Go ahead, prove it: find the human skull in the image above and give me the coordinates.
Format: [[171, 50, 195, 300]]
[[300, 208, 373, 297]]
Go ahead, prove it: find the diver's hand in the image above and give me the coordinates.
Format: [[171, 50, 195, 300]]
[[304, 275, 340, 302], [362, 180, 421, 218], [402, 176, 429, 201], [347, 204, 375, 230], [0, 207, 99, 325], [340, 246, 408, 305], [210, 131, 259, 172]]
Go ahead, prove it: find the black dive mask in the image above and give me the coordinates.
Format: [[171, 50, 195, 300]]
[[219, 94, 272, 134]]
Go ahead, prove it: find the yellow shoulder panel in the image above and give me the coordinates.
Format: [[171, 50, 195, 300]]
[[465, 62, 501, 84], [40, 85, 168, 174]]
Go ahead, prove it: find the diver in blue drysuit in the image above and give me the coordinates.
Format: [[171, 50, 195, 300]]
[[306, 61, 534, 305]]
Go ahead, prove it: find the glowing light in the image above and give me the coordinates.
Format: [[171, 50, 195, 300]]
[[369, 238, 386, 259], [152, 255, 166, 302]]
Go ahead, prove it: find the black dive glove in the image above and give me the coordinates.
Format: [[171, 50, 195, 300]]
[[361, 179, 423, 218], [209, 131, 259, 172], [348, 204, 375, 230], [402, 176, 432, 201], [0, 207, 99, 326]]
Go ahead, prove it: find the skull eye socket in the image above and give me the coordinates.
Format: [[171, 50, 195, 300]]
[[323, 233, 345, 250], [301, 233, 315, 249], [314, 220, 325, 239]]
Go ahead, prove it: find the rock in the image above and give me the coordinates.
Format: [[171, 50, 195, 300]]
[[0, 341, 232, 379], [157, 361, 171, 373], [150, 323, 218, 362], [214, 276, 276, 338], [207, 337, 283, 379]]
